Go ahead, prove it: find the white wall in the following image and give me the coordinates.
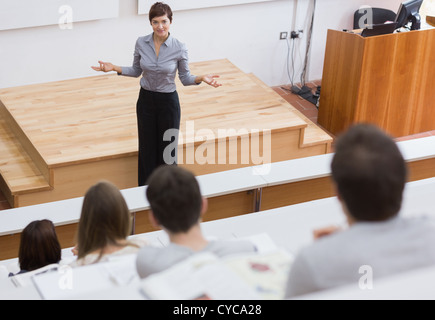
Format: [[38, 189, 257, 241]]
[[0, 0, 403, 89], [0, 0, 119, 31]]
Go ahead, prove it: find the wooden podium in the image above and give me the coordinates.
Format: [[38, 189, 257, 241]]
[[318, 28, 435, 137]]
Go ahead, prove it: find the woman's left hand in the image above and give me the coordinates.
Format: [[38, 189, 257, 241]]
[[200, 74, 222, 88]]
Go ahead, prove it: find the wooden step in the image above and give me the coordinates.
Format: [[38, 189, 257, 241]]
[[246, 73, 333, 151], [0, 113, 50, 207]]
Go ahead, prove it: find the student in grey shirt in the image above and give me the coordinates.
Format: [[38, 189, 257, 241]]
[[136, 165, 257, 279], [92, 2, 221, 186], [285, 124, 435, 298]]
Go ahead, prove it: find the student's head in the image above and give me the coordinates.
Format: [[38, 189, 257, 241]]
[[146, 165, 204, 233], [19, 220, 61, 272], [76, 180, 132, 259], [331, 123, 407, 222], [149, 2, 173, 23]]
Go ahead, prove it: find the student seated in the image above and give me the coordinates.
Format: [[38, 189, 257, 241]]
[[136, 165, 257, 278], [9, 219, 61, 277], [285, 123, 435, 298], [70, 180, 146, 267]]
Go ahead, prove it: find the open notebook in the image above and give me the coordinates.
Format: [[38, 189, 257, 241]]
[[139, 249, 293, 300], [139, 234, 294, 300]]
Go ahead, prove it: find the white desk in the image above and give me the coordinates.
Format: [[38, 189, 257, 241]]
[[197, 166, 268, 198], [0, 197, 84, 237], [0, 166, 267, 237], [254, 153, 333, 187], [397, 136, 435, 162]]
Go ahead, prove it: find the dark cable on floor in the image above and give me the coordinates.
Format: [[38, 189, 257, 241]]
[[297, 0, 320, 108]]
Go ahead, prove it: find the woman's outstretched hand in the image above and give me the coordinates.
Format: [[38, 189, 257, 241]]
[[199, 74, 222, 88], [91, 61, 118, 73]]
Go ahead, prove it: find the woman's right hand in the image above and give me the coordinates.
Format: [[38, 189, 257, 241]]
[[91, 60, 116, 73]]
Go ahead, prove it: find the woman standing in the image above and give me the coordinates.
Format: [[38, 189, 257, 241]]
[[92, 2, 221, 186]]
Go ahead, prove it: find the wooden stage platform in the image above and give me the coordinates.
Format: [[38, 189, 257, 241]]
[[0, 59, 333, 208]]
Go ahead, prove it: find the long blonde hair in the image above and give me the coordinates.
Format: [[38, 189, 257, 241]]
[[76, 180, 133, 261]]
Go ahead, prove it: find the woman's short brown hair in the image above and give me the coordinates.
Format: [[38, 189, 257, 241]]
[[18, 220, 61, 272], [149, 2, 173, 23]]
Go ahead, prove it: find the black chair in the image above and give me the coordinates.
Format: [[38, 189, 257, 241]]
[[353, 7, 397, 29]]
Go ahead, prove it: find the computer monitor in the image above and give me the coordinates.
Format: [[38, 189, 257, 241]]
[[395, 0, 423, 30]]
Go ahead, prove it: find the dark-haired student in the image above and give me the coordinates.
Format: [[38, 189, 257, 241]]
[[285, 123, 435, 298], [136, 165, 257, 278], [9, 220, 61, 277]]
